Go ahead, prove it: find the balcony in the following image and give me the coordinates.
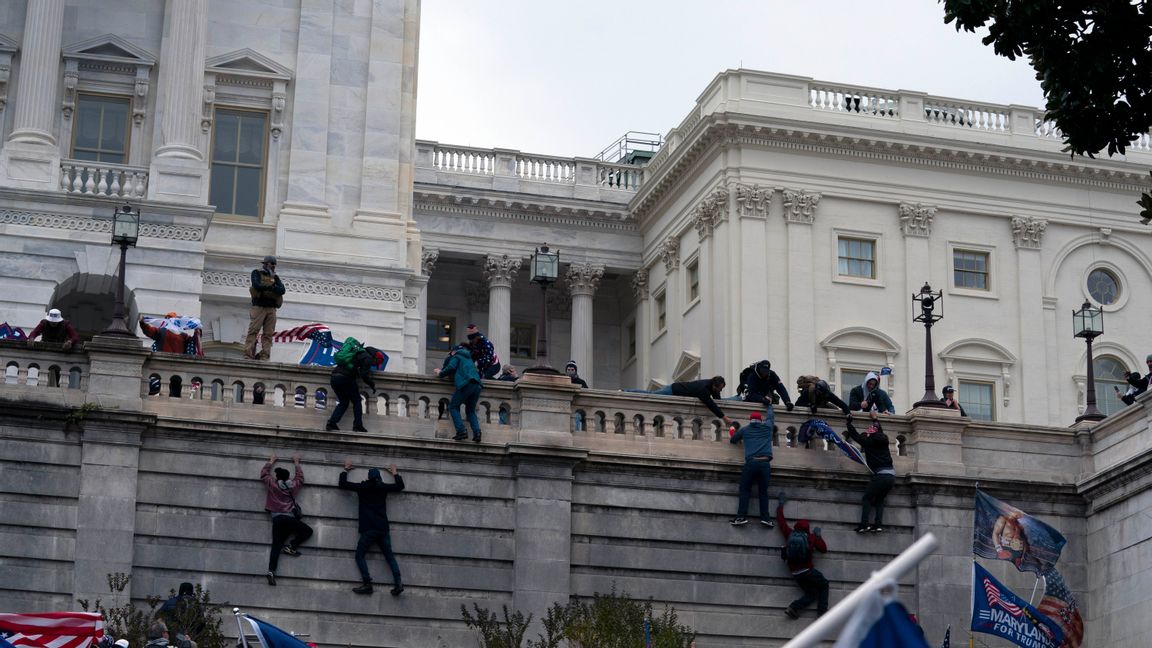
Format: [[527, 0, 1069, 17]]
[[60, 160, 149, 199]]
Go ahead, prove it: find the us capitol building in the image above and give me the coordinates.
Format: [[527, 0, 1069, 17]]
[[1, 2, 1150, 647]]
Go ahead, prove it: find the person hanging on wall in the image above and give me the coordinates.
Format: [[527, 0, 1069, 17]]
[[776, 492, 830, 619], [626, 376, 735, 429], [26, 308, 81, 351], [842, 416, 896, 533], [245, 255, 285, 360], [728, 410, 775, 527], [260, 453, 312, 586], [340, 459, 406, 596]]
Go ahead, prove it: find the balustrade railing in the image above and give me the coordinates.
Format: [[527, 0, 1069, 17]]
[[1, 342, 88, 391], [516, 155, 575, 183], [810, 84, 899, 118], [419, 141, 645, 193], [60, 160, 149, 198], [597, 163, 643, 190], [922, 99, 1010, 131], [430, 145, 495, 175]]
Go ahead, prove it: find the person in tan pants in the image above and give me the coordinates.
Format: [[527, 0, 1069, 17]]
[[245, 255, 285, 360]]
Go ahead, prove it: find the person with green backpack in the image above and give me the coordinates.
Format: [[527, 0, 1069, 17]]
[[325, 337, 384, 432], [435, 343, 483, 442]]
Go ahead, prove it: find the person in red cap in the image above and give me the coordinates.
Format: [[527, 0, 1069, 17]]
[[776, 492, 829, 619], [728, 409, 775, 527]]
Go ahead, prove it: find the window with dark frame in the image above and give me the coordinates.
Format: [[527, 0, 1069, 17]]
[[626, 321, 636, 360], [958, 380, 995, 421], [72, 94, 131, 164], [426, 316, 455, 352], [837, 237, 875, 279], [953, 250, 990, 290], [509, 323, 535, 359], [687, 260, 700, 302], [655, 293, 667, 332], [840, 369, 870, 403], [210, 108, 268, 217]]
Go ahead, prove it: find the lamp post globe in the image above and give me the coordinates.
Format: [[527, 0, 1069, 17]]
[[102, 203, 140, 336], [1073, 300, 1106, 423], [912, 282, 947, 408]]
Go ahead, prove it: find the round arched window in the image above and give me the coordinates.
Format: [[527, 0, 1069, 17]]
[[1087, 268, 1120, 305]]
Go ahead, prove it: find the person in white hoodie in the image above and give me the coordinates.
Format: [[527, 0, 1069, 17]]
[[847, 371, 894, 417]]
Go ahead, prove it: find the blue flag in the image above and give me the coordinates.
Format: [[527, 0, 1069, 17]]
[[973, 491, 1066, 575], [970, 562, 1063, 648], [800, 419, 870, 470], [834, 582, 930, 648], [242, 615, 311, 648]]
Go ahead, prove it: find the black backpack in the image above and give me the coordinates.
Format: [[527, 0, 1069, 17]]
[[783, 529, 812, 562]]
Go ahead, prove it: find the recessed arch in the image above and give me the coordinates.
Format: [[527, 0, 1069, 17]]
[[1044, 233, 1152, 299], [820, 326, 901, 354]]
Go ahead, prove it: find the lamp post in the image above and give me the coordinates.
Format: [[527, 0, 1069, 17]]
[[912, 282, 946, 408], [523, 244, 561, 375], [102, 203, 140, 336], [1073, 300, 1106, 423]]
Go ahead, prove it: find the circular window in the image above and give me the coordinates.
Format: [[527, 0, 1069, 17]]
[[1087, 268, 1120, 305]]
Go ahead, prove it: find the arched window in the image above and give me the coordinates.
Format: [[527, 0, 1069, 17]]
[[1094, 355, 1129, 417]]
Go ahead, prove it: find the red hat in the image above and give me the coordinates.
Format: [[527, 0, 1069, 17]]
[[749, 412, 763, 421]]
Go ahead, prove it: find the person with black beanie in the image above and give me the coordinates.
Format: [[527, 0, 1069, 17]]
[[340, 459, 406, 596], [843, 416, 897, 533]]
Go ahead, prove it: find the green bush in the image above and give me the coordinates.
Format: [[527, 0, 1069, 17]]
[[77, 574, 228, 648]]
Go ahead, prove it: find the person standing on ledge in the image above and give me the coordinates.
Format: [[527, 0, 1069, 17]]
[[340, 460, 406, 596], [245, 255, 285, 360], [436, 343, 484, 442]]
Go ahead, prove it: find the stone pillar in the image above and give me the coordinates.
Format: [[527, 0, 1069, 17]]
[[0, 0, 65, 188], [417, 248, 439, 370], [693, 185, 728, 377], [1013, 216, 1050, 424], [484, 254, 522, 367], [282, 0, 334, 213], [735, 183, 772, 370], [658, 235, 681, 380], [631, 269, 650, 387], [900, 203, 936, 409], [782, 189, 820, 377], [566, 262, 603, 384], [148, 0, 209, 201]]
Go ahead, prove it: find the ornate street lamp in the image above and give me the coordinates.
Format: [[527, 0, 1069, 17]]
[[102, 203, 140, 336], [523, 244, 561, 375], [1073, 300, 1106, 422], [912, 282, 946, 408]]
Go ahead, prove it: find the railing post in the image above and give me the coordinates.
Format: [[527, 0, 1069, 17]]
[[574, 158, 598, 187], [1009, 105, 1039, 136], [415, 141, 436, 167], [898, 90, 927, 122], [493, 148, 518, 177], [514, 373, 579, 445]]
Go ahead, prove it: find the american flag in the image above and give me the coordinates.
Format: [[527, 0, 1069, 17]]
[[0, 613, 104, 648], [940, 624, 950, 648], [273, 323, 332, 345], [983, 578, 1023, 616], [1037, 570, 1084, 648]]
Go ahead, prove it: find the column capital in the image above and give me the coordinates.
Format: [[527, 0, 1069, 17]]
[[566, 262, 604, 297], [692, 185, 729, 240], [631, 268, 650, 301], [484, 253, 522, 288], [735, 183, 771, 219], [898, 202, 936, 238], [421, 247, 439, 276], [782, 188, 821, 224], [1011, 216, 1048, 249], [659, 236, 681, 272]]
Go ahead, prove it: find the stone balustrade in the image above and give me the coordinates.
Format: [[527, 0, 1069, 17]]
[[1, 342, 88, 391], [60, 160, 149, 198]]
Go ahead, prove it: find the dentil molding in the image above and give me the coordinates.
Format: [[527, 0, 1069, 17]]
[[201, 271, 402, 302], [1, 208, 204, 241]]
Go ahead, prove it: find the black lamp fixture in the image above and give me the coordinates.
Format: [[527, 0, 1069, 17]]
[[102, 203, 140, 336], [912, 282, 946, 408], [1073, 300, 1106, 423], [523, 244, 561, 375]]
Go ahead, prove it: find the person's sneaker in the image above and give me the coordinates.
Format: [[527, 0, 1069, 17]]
[[760, 519, 775, 528], [855, 526, 870, 534], [352, 425, 368, 433], [472, 435, 482, 443], [784, 606, 799, 620], [452, 432, 468, 441], [352, 582, 374, 595], [325, 422, 339, 431], [390, 585, 404, 597], [870, 525, 884, 533], [282, 545, 300, 556], [266, 571, 276, 586], [730, 517, 749, 526]]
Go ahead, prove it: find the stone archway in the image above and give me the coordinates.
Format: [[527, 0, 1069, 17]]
[[49, 273, 139, 340]]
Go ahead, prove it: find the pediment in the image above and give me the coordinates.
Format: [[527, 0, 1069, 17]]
[[206, 49, 292, 80], [672, 351, 701, 383], [0, 33, 17, 54], [64, 34, 155, 65], [820, 326, 901, 354], [939, 338, 1017, 365]]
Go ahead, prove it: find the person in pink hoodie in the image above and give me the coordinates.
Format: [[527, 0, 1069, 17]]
[[260, 453, 311, 586]]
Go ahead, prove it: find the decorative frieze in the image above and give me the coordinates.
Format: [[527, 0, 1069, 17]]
[[631, 268, 650, 301], [566, 262, 604, 297], [735, 183, 770, 219], [782, 189, 821, 224], [420, 248, 439, 276], [0, 209, 204, 241], [659, 236, 681, 272], [403, 295, 418, 309], [1011, 216, 1048, 249], [201, 271, 402, 302], [484, 253, 522, 288], [898, 202, 936, 237]]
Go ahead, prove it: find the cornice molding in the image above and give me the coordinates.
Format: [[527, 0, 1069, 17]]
[[0, 208, 204, 241], [414, 189, 636, 232], [201, 271, 403, 302]]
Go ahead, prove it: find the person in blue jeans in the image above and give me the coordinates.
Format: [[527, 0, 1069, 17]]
[[436, 343, 483, 442], [728, 410, 775, 527], [340, 460, 405, 596]]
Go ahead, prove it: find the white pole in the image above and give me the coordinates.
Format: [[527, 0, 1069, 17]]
[[1028, 575, 1042, 606], [233, 608, 249, 648], [782, 532, 940, 648]]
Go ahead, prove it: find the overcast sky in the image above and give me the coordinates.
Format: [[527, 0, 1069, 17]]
[[415, 0, 1047, 158]]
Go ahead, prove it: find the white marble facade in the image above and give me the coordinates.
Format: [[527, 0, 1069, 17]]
[[1, 3, 1151, 425]]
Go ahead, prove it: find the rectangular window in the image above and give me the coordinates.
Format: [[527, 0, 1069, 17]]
[[510, 323, 535, 359], [954, 250, 990, 290], [840, 369, 870, 403], [686, 259, 700, 302], [838, 237, 875, 279], [655, 293, 667, 333], [626, 321, 636, 359], [210, 108, 268, 217], [72, 94, 131, 164], [426, 316, 455, 352], [959, 381, 995, 421]]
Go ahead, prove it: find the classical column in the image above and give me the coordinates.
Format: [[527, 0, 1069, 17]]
[[418, 249, 439, 368], [631, 269, 650, 387], [282, 0, 334, 212], [6, 0, 63, 146], [153, 0, 207, 160], [1012, 216, 1050, 423], [484, 254, 522, 366], [566, 262, 604, 384], [782, 189, 820, 380]]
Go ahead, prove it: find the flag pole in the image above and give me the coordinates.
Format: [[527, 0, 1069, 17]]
[[1027, 575, 1041, 606], [233, 608, 249, 648], [782, 532, 939, 648]]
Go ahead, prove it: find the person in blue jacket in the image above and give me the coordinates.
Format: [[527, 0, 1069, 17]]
[[436, 343, 483, 442], [728, 410, 776, 527]]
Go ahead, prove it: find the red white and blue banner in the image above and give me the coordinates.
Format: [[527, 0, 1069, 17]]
[[973, 490, 1066, 575], [799, 419, 870, 470], [240, 615, 310, 648], [0, 613, 105, 648], [970, 562, 1062, 648]]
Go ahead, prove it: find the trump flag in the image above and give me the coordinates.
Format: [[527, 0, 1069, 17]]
[[970, 563, 1063, 648], [973, 490, 1066, 575]]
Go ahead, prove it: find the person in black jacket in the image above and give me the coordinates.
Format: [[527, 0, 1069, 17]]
[[627, 376, 734, 427], [843, 417, 896, 533], [1117, 368, 1149, 406], [244, 256, 285, 360], [939, 385, 967, 416], [794, 376, 850, 415], [326, 346, 383, 432], [732, 360, 793, 411], [340, 460, 406, 595], [565, 361, 589, 388]]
